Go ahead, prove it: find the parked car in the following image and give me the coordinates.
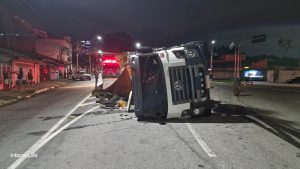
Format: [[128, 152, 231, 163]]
[[287, 77, 300, 84], [72, 71, 92, 81]]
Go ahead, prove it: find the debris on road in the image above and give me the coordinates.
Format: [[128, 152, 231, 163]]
[[92, 67, 132, 110], [104, 67, 132, 98], [68, 115, 76, 119], [117, 100, 127, 108], [92, 86, 128, 109], [120, 113, 136, 120]]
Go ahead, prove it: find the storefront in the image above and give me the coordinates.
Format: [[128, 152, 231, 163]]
[[0, 53, 14, 90], [11, 58, 40, 87], [40, 63, 65, 81]]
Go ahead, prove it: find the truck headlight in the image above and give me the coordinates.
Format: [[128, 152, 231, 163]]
[[172, 50, 186, 59], [193, 109, 200, 115], [187, 50, 195, 58]]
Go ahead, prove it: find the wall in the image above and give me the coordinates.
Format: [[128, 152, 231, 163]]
[[35, 39, 71, 62], [266, 70, 274, 82], [213, 71, 234, 79], [251, 59, 268, 69], [12, 60, 40, 87], [49, 65, 65, 80], [266, 70, 300, 82], [278, 70, 300, 82], [0, 36, 35, 52], [0, 63, 12, 90]]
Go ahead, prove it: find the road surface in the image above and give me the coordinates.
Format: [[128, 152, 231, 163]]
[[0, 80, 299, 169]]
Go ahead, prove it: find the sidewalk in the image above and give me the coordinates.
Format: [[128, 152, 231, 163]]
[[213, 80, 300, 89], [252, 81, 300, 89], [0, 79, 72, 107]]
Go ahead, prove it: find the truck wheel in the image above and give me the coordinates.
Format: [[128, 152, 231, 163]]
[[136, 113, 148, 121], [202, 107, 212, 117], [136, 116, 145, 121]]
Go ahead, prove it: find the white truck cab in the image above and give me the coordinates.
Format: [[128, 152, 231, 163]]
[[129, 41, 212, 120]]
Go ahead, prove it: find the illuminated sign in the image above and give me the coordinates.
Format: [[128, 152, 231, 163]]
[[243, 69, 264, 80]]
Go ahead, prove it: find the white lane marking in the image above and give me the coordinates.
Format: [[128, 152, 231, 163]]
[[7, 93, 92, 169], [79, 102, 97, 107], [8, 106, 99, 169], [87, 97, 96, 100], [186, 123, 217, 157]]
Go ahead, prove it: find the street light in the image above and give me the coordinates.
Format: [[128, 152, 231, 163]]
[[97, 36, 102, 40], [229, 34, 266, 96], [98, 50, 103, 54], [135, 42, 141, 49], [75, 35, 102, 72], [210, 40, 216, 79]]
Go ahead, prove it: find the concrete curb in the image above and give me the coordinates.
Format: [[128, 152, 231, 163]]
[[254, 83, 300, 89], [213, 81, 300, 89], [253, 84, 300, 90], [0, 82, 67, 107]]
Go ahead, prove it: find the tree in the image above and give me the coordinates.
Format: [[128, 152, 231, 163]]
[[215, 45, 235, 54], [102, 32, 134, 53], [278, 37, 292, 58]]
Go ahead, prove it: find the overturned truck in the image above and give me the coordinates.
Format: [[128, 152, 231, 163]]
[[129, 41, 212, 120]]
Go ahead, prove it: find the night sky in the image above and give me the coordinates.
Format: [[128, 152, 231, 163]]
[[1, 0, 300, 56]]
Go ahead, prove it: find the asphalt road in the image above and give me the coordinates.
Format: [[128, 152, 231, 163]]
[[0, 80, 299, 169], [211, 82, 300, 147]]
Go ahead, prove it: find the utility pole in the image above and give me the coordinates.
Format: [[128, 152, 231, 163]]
[[76, 42, 79, 71], [89, 55, 92, 74], [210, 40, 215, 79], [231, 33, 266, 96], [74, 36, 102, 73]]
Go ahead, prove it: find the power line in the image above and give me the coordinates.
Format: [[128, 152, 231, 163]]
[[22, 0, 63, 37]]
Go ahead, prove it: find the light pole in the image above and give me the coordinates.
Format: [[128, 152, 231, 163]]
[[210, 40, 215, 79], [135, 42, 141, 49], [97, 36, 102, 41], [229, 34, 266, 96], [76, 42, 79, 71], [74, 35, 102, 73]]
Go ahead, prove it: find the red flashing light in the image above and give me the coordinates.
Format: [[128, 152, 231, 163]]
[[103, 59, 117, 64]]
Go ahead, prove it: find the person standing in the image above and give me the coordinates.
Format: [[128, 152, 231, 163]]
[[93, 69, 99, 88], [3, 70, 9, 92], [17, 67, 23, 90], [27, 69, 33, 86]]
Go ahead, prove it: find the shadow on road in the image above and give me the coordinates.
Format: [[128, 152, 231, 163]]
[[142, 100, 300, 149]]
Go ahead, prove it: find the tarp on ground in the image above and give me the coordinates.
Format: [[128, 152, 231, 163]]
[[104, 66, 132, 98]]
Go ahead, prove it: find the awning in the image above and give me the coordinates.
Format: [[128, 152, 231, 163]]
[[0, 47, 65, 66]]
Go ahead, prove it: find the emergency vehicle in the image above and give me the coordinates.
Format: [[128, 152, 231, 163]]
[[101, 55, 121, 78]]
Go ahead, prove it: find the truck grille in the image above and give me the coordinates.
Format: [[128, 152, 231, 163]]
[[169, 65, 206, 105]]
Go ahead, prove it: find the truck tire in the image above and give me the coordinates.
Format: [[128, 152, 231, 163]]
[[202, 106, 212, 117], [136, 115, 145, 121]]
